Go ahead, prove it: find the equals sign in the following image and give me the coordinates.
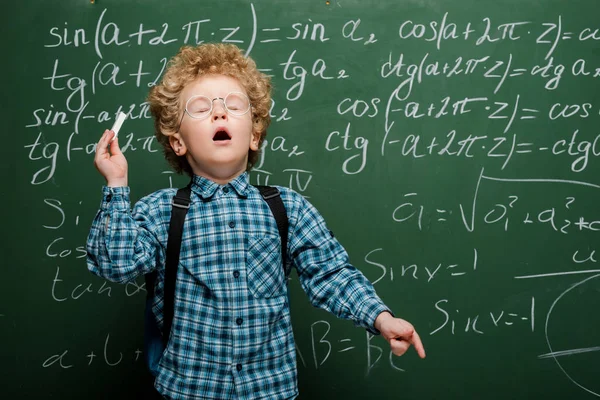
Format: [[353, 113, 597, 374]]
[[437, 209, 447, 222]]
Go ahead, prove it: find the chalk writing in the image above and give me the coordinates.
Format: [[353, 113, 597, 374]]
[[10, 2, 600, 399]]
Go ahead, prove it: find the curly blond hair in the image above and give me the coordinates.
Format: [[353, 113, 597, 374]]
[[148, 43, 272, 175]]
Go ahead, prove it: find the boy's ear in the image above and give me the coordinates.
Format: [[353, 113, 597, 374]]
[[249, 130, 260, 151], [169, 134, 187, 156]]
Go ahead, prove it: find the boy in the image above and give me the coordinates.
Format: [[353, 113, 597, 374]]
[[87, 43, 425, 400]]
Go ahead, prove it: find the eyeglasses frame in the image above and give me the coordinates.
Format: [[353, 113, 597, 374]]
[[176, 91, 252, 133]]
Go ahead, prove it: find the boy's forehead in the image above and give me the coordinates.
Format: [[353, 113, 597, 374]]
[[182, 74, 245, 97]]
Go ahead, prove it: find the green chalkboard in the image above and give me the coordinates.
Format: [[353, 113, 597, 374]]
[[5, 0, 600, 398]]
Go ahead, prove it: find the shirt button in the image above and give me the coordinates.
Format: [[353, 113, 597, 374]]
[[236, 364, 242, 371], [236, 318, 243, 326], [229, 221, 236, 228], [106, 194, 112, 202], [223, 187, 229, 194], [233, 271, 240, 278]]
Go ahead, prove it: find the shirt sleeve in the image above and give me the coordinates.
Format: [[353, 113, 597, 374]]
[[288, 194, 392, 335], [86, 186, 165, 284]]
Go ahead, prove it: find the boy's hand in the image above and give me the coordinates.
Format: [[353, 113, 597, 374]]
[[374, 311, 426, 359], [95, 129, 128, 187]]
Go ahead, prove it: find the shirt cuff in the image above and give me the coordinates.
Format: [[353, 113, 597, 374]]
[[363, 302, 395, 336], [100, 186, 131, 211]]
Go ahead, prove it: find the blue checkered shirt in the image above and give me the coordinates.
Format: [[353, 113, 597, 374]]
[[87, 172, 390, 400]]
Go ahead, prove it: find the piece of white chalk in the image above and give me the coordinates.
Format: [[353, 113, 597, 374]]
[[110, 112, 128, 139]]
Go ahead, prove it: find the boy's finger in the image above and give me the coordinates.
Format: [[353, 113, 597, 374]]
[[109, 133, 122, 155], [410, 330, 426, 358], [391, 338, 410, 356], [99, 129, 112, 147], [95, 130, 110, 157]]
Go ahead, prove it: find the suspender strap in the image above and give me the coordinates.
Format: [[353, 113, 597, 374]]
[[162, 184, 192, 344], [255, 186, 288, 273]]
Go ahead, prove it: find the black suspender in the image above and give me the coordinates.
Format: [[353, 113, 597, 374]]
[[162, 184, 192, 343], [255, 185, 288, 270]]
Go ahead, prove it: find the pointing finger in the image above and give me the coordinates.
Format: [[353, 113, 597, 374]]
[[409, 330, 426, 359]]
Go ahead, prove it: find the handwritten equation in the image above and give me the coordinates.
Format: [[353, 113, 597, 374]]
[[12, 2, 600, 399]]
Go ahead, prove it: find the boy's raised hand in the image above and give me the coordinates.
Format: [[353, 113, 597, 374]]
[[95, 130, 128, 187], [374, 311, 426, 359]]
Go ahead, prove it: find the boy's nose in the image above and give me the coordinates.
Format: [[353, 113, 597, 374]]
[[212, 100, 227, 120]]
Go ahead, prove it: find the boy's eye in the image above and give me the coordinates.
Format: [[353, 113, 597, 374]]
[[187, 98, 211, 114], [225, 93, 249, 112], [189, 106, 209, 114]]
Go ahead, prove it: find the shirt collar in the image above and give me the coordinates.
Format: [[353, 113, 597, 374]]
[[228, 172, 250, 197], [191, 172, 250, 200]]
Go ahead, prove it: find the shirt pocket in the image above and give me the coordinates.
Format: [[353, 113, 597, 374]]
[[246, 234, 286, 299]]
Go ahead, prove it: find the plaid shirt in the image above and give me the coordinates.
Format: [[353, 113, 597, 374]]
[[87, 172, 389, 400]]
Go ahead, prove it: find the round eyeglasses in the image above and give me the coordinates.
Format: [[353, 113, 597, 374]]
[[177, 92, 252, 132]]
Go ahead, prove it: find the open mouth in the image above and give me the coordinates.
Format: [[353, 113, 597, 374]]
[[213, 130, 231, 141]]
